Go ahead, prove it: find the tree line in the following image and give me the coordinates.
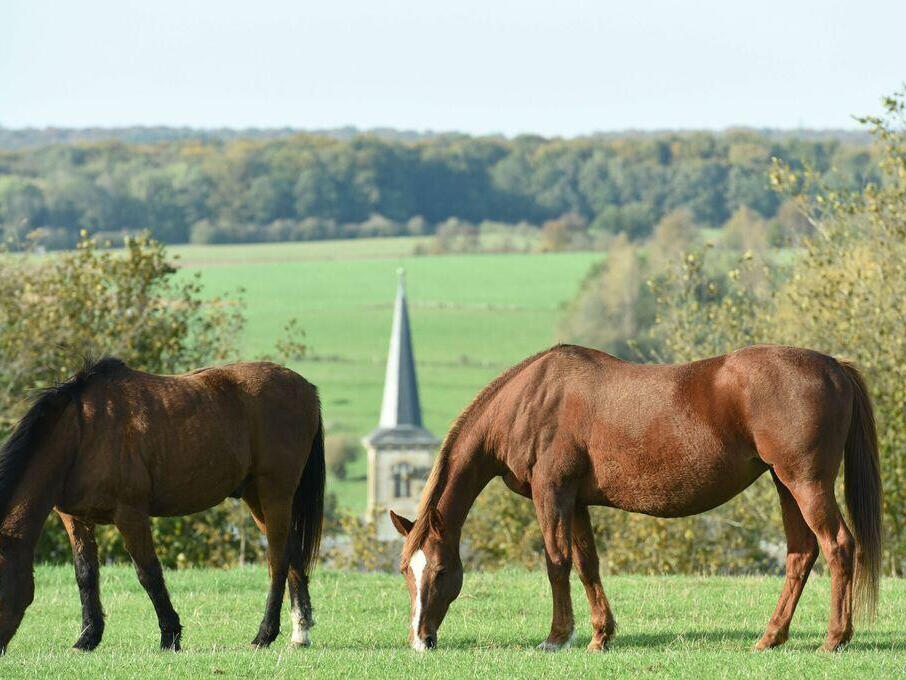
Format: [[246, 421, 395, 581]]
[[0, 129, 878, 248]]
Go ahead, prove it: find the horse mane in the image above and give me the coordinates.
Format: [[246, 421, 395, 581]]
[[400, 345, 559, 567], [0, 357, 127, 517]]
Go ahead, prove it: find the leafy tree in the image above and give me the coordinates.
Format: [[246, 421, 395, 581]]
[[559, 234, 656, 358], [721, 204, 769, 252], [0, 176, 46, 238], [539, 212, 589, 252]]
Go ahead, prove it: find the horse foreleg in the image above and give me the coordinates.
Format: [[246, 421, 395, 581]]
[[532, 483, 576, 651], [250, 487, 293, 648], [755, 471, 818, 651], [114, 507, 182, 650], [571, 505, 616, 651], [58, 512, 105, 651]]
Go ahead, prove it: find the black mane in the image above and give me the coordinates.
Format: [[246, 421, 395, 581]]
[[0, 357, 127, 516]]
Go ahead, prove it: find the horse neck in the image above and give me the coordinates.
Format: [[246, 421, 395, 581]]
[[1, 422, 76, 549], [433, 438, 497, 543]]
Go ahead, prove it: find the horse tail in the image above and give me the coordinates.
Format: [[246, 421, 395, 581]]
[[294, 406, 325, 577], [839, 360, 883, 620]]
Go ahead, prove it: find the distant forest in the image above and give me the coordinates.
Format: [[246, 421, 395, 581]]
[[0, 127, 878, 248]]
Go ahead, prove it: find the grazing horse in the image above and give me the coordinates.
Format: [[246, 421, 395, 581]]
[[0, 358, 325, 654], [390, 344, 882, 653]]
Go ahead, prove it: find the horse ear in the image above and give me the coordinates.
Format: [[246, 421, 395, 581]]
[[389, 510, 414, 537], [427, 507, 446, 539]]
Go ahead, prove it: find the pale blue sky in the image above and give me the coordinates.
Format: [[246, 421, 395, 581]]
[[2, 0, 904, 135]]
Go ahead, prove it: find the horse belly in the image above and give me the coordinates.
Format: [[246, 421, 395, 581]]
[[147, 440, 251, 516], [585, 448, 768, 518]]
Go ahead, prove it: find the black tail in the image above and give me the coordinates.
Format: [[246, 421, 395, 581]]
[[839, 360, 883, 620], [294, 409, 325, 576]]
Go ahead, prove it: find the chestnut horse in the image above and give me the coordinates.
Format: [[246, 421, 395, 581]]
[[0, 358, 325, 654], [390, 344, 882, 652]]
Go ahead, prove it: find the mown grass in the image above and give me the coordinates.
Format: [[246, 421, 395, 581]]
[[8, 567, 904, 678], [170, 239, 602, 511]]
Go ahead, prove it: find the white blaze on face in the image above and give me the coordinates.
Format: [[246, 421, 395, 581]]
[[410, 549, 428, 650]]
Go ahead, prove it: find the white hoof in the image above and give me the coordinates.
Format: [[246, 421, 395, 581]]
[[536, 630, 576, 651], [290, 628, 310, 648]]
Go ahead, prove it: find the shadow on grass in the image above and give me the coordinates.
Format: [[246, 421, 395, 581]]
[[615, 629, 759, 648], [329, 629, 906, 654], [602, 629, 904, 653]]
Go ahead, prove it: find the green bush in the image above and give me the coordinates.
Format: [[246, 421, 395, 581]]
[[325, 435, 360, 481]]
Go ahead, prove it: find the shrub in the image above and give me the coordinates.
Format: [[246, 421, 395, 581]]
[[325, 435, 360, 480]]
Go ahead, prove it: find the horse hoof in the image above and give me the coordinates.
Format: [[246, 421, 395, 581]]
[[160, 630, 182, 652], [536, 630, 576, 652], [73, 626, 104, 652], [754, 628, 788, 651], [251, 629, 279, 649], [291, 629, 311, 649], [586, 640, 610, 652]]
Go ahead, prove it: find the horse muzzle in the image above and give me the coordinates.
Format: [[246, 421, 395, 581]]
[[411, 633, 437, 651]]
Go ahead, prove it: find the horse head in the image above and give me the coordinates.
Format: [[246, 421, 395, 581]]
[[390, 508, 463, 651]]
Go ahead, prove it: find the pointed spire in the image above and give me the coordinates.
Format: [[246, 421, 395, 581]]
[[364, 270, 438, 447], [379, 268, 423, 427]]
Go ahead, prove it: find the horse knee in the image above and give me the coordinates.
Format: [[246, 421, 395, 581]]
[[787, 544, 819, 579], [547, 552, 571, 575], [825, 532, 855, 576]]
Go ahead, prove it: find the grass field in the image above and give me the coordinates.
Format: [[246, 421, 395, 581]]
[[8, 567, 905, 678], [170, 238, 602, 511]]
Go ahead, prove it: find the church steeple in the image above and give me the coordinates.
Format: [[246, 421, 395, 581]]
[[364, 269, 438, 539], [379, 269, 423, 428], [364, 270, 438, 446]]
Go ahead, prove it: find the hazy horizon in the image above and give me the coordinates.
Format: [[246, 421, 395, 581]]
[[3, 0, 905, 136]]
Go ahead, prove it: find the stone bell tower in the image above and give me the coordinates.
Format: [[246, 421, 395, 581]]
[[363, 270, 439, 540]]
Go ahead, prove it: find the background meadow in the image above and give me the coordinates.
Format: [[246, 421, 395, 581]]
[[171, 239, 602, 511]]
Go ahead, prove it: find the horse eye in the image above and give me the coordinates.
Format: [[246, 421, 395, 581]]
[[436, 569, 446, 578]]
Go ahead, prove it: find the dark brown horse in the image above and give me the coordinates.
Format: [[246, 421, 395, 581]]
[[390, 344, 882, 652], [0, 358, 325, 654]]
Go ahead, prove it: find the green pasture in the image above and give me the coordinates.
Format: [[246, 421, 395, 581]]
[[170, 238, 602, 511], [8, 567, 904, 678]]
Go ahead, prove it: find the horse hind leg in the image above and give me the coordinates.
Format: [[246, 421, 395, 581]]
[[754, 471, 818, 651], [571, 505, 616, 651], [59, 513, 105, 651], [245, 481, 311, 648], [287, 522, 314, 648], [114, 507, 182, 650], [249, 484, 294, 648], [773, 472, 855, 652]]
